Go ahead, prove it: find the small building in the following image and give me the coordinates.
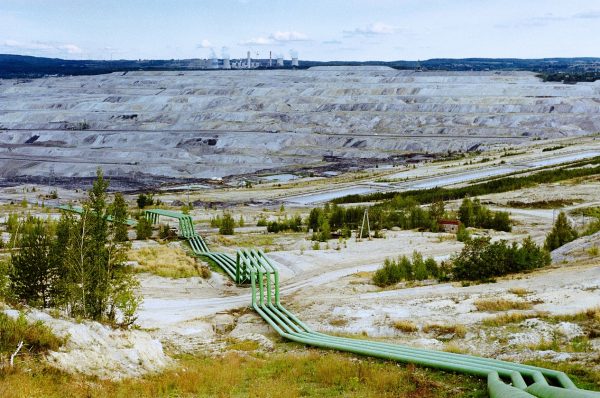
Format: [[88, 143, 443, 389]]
[[438, 219, 460, 233]]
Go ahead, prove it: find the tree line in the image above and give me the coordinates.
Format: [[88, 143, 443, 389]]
[[331, 158, 600, 205]]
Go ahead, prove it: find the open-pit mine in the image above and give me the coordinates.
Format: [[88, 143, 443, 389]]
[[1, 67, 599, 187]]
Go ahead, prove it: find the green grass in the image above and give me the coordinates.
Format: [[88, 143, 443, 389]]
[[0, 312, 64, 357], [524, 360, 600, 392], [474, 299, 533, 312], [128, 246, 204, 278], [0, 350, 488, 398]]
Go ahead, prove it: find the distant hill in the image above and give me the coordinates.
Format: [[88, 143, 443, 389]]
[[1, 54, 599, 80]]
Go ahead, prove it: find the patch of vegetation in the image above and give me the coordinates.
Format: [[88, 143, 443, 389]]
[[506, 199, 575, 209], [456, 224, 471, 242], [443, 342, 468, 354], [0, 312, 64, 361], [372, 251, 442, 287], [422, 323, 467, 339], [392, 320, 418, 333], [219, 212, 235, 235], [135, 217, 153, 240], [527, 360, 600, 391], [224, 338, 261, 352], [128, 246, 204, 278], [481, 312, 540, 327], [451, 236, 550, 281], [6, 169, 140, 327], [542, 145, 565, 152], [267, 215, 303, 233], [0, 351, 488, 397], [544, 211, 578, 251], [136, 193, 154, 209], [329, 317, 349, 327], [539, 71, 600, 84], [473, 299, 533, 312], [458, 198, 512, 232]]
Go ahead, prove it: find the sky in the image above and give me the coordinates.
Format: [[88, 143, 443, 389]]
[[1, 0, 599, 61]]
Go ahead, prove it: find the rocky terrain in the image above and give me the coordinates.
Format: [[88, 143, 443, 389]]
[[0, 68, 599, 187]]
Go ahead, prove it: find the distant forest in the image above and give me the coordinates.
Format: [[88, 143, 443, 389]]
[[0, 54, 599, 82]]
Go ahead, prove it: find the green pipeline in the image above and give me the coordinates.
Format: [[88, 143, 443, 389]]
[[69, 207, 600, 398]]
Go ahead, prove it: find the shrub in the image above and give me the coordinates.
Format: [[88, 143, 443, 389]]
[[0, 259, 10, 300], [474, 299, 533, 312], [544, 211, 578, 251], [423, 323, 466, 338], [0, 312, 63, 357], [456, 224, 470, 242], [135, 217, 153, 240], [372, 252, 439, 287], [136, 193, 154, 209], [458, 198, 511, 231], [9, 216, 56, 307], [256, 215, 268, 227], [266, 215, 303, 233], [451, 236, 550, 281], [219, 213, 235, 235], [393, 320, 418, 333], [158, 224, 176, 240]]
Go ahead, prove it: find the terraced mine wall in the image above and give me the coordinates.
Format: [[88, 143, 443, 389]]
[[1, 68, 599, 186]]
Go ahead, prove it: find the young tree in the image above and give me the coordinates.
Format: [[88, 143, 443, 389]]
[[458, 198, 474, 227], [9, 217, 57, 307], [424, 257, 439, 279], [110, 193, 129, 242], [399, 255, 413, 281], [136, 193, 153, 209], [219, 212, 235, 235], [135, 217, 153, 240], [456, 224, 471, 242], [412, 251, 428, 280], [429, 201, 445, 222], [544, 212, 578, 251], [59, 169, 140, 325], [318, 218, 331, 242]]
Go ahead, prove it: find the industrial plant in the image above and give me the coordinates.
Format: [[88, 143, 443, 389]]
[[193, 50, 299, 69]]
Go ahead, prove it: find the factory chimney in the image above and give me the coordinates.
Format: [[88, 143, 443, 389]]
[[247, 51, 251, 69]]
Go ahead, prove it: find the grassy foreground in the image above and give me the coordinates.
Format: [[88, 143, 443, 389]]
[[1, 350, 487, 398]]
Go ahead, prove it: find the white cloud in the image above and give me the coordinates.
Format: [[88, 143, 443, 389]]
[[271, 31, 309, 41], [573, 10, 600, 19], [59, 44, 82, 54], [239, 36, 273, 46], [240, 31, 310, 46], [2, 40, 82, 55], [344, 22, 397, 36], [198, 39, 213, 48]]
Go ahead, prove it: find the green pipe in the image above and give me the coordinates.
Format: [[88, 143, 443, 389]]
[[526, 384, 600, 398], [144, 210, 600, 398], [488, 372, 537, 398]]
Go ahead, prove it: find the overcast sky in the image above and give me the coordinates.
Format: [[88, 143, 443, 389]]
[[1, 0, 599, 61]]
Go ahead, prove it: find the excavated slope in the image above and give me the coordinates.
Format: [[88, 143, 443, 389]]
[[0, 69, 598, 184]]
